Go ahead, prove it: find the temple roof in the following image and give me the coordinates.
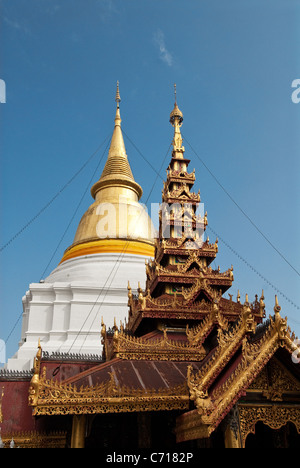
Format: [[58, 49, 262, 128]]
[[63, 357, 202, 390], [25, 93, 300, 448], [176, 303, 300, 443], [28, 296, 300, 435]]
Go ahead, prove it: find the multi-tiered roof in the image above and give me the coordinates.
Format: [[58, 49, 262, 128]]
[[126, 91, 264, 337], [22, 91, 300, 449]]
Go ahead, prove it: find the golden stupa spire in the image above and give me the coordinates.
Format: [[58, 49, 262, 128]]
[[113, 80, 122, 128], [169, 83, 185, 157], [91, 82, 143, 200], [59, 82, 155, 264], [115, 80, 121, 108]]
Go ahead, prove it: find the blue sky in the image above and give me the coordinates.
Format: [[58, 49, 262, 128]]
[[0, 0, 299, 362]]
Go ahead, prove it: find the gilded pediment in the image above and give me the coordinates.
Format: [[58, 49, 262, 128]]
[[249, 356, 300, 400]]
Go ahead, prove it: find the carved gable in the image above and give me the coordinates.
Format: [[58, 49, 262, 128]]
[[249, 356, 300, 401]]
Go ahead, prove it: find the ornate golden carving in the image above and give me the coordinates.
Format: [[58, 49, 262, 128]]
[[249, 357, 300, 401], [162, 184, 200, 204], [168, 168, 195, 182], [102, 324, 206, 361], [28, 344, 189, 416], [187, 303, 300, 434], [238, 404, 300, 448], [0, 431, 67, 449], [175, 409, 210, 443], [186, 304, 228, 345], [248, 366, 269, 392], [187, 301, 256, 400], [177, 251, 205, 273], [182, 277, 223, 304], [28, 338, 42, 407], [30, 375, 189, 416], [176, 403, 300, 446], [146, 256, 231, 283]]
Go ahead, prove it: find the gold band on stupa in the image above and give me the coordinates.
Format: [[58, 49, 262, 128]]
[[60, 239, 155, 264]]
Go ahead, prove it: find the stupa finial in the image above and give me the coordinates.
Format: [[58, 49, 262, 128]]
[[115, 81, 121, 108]]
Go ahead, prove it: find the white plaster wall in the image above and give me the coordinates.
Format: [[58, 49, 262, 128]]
[[6, 253, 151, 371]]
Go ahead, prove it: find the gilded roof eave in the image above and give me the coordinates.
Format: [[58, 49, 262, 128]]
[[28, 301, 300, 425], [183, 303, 300, 437], [28, 356, 192, 416]]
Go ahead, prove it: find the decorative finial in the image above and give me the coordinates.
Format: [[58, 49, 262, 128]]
[[274, 295, 281, 314], [28, 341, 43, 408], [115, 81, 121, 108], [169, 84, 184, 157], [101, 317, 106, 339], [259, 290, 265, 317], [170, 85, 183, 127]]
